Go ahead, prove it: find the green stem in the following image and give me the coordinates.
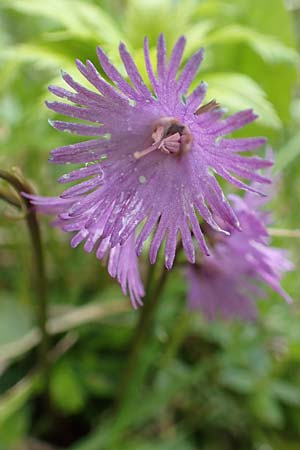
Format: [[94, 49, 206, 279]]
[[116, 263, 169, 410], [0, 169, 49, 374]]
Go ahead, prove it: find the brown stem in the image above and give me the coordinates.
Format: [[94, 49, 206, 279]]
[[0, 187, 22, 209]]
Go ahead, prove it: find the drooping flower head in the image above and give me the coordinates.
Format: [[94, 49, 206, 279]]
[[187, 180, 293, 320], [27, 34, 272, 306]]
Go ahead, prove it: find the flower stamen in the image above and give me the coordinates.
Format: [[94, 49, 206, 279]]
[[134, 117, 192, 160]]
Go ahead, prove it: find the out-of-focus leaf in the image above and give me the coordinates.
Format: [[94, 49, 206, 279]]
[[0, 373, 40, 425], [1, 43, 73, 69], [124, 0, 193, 48], [205, 24, 298, 64], [184, 21, 216, 56], [194, 0, 240, 19], [219, 368, 256, 394], [0, 297, 33, 346], [236, 0, 297, 124], [271, 380, 300, 406], [268, 436, 300, 450], [72, 417, 194, 450], [1, 0, 123, 46], [274, 130, 300, 172], [251, 391, 284, 428], [121, 435, 196, 450], [202, 72, 281, 129], [0, 407, 29, 447], [50, 361, 86, 413]]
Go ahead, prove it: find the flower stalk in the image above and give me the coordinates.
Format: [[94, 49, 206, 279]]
[[0, 168, 49, 375], [116, 263, 169, 411]]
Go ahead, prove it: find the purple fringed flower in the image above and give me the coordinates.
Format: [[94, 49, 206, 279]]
[[30, 34, 270, 269], [187, 187, 293, 321], [27, 34, 274, 306]]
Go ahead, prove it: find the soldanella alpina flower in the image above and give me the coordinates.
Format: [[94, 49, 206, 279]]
[[28, 34, 272, 306], [187, 185, 293, 321]]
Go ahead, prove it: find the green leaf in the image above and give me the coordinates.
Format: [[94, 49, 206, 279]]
[[1, 0, 123, 46], [251, 391, 284, 428], [0, 297, 33, 346], [202, 72, 281, 129], [50, 362, 87, 414], [124, 0, 192, 48], [272, 380, 300, 406], [0, 407, 29, 448], [205, 24, 298, 64], [274, 130, 300, 172], [219, 368, 255, 394], [184, 21, 216, 57], [234, 0, 297, 124], [0, 373, 41, 425], [194, 0, 241, 19], [1, 43, 73, 69]]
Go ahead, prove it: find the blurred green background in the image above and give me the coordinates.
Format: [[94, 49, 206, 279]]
[[1, 0, 300, 449]]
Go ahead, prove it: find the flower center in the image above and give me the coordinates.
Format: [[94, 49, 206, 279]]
[[134, 117, 192, 160]]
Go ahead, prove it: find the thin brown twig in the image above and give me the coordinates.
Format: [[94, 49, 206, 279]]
[[0, 301, 130, 365], [268, 227, 300, 238], [0, 332, 78, 424]]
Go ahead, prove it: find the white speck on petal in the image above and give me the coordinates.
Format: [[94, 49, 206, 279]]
[[139, 175, 146, 184]]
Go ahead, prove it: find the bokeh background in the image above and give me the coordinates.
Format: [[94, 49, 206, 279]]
[[1, 0, 300, 449]]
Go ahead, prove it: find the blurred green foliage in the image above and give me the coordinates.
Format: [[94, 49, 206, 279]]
[[0, 0, 300, 449]]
